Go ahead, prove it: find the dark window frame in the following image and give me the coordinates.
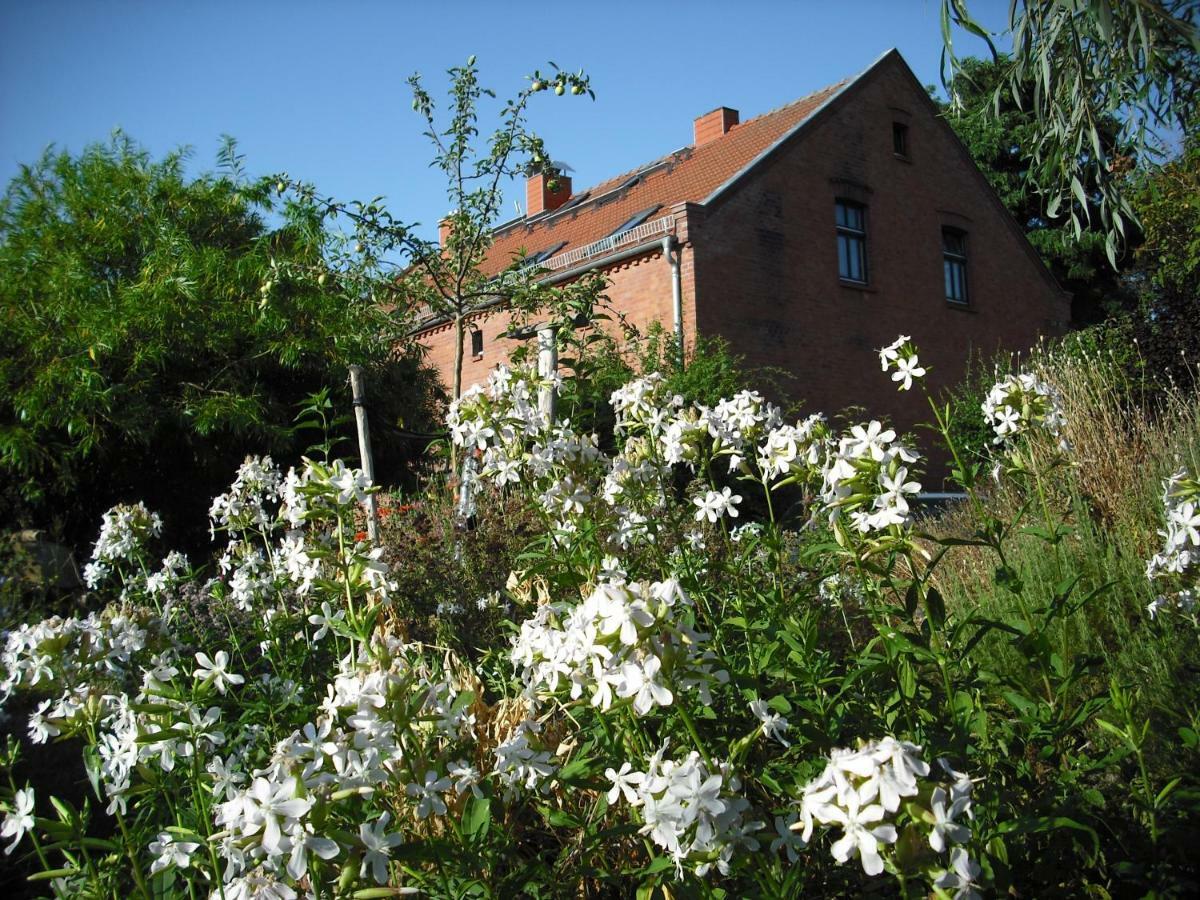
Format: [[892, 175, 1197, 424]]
[[942, 227, 969, 305], [470, 328, 484, 357], [893, 121, 909, 157], [835, 199, 868, 284]]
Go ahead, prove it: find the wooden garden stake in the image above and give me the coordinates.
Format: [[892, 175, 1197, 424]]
[[348, 365, 380, 542]]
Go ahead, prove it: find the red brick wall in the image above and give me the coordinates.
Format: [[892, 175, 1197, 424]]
[[417, 218, 698, 395], [691, 54, 1069, 482]]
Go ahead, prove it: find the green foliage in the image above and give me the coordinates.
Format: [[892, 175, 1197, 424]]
[[941, 0, 1199, 266], [0, 134, 440, 548], [938, 55, 1140, 322], [1125, 132, 1200, 386]]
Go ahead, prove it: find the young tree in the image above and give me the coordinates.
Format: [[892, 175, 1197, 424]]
[[940, 0, 1199, 265], [277, 57, 601, 406], [0, 134, 439, 547]]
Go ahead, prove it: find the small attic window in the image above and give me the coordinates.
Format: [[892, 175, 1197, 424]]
[[558, 191, 591, 212], [516, 241, 567, 269], [617, 172, 643, 192], [608, 205, 661, 239], [893, 122, 909, 158]]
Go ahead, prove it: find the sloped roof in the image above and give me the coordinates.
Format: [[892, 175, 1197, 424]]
[[479, 76, 852, 276]]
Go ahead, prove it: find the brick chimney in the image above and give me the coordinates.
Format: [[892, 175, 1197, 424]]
[[693, 107, 739, 146], [526, 171, 572, 216], [438, 215, 454, 248]]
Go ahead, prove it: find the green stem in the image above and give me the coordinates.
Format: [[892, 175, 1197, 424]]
[[676, 703, 713, 770], [115, 809, 153, 900]]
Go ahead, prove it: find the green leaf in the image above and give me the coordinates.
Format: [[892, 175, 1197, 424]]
[[462, 796, 490, 842], [27, 868, 81, 882]]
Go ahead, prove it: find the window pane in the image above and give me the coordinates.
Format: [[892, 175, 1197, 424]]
[[945, 258, 967, 302], [943, 229, 965, 255], [840, 234, 865, 281]]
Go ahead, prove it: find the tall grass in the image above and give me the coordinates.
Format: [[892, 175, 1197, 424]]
[[931, 340, 1200, 732]]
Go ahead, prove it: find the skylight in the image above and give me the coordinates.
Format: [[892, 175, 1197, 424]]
[[516, 241, 567, 268], [607, 206, 661, 239]]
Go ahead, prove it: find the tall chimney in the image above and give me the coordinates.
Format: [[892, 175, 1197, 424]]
[[526, 171, 572, 216], [693, 107, 739, 146], [438, 214, 454, 248]]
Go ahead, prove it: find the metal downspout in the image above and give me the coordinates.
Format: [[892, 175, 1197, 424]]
[[663, 236, 684, 369]]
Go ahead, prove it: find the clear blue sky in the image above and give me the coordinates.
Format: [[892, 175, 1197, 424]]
[[0, 0, 1012, 242]]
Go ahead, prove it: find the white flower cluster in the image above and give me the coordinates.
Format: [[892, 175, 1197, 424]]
[[209, 455, 283, 535], [1146, 467, 1200, 619], [210, 456, 392, 615], [0, 608, 158, 705], [982, 372, 1068, 448], [821, 421, 922, 539], [793, 738, 978, 897], [511, 578, 727, 716], [702, 390, 782, 473], [756, 414, 828, 482], [449, 366, 606, 530], [83, 501, 163, 589], [211, 635, 480, 888], [879, 335, 927, 391], [606, 743, 761, 878], [453, 362, 924, 555]]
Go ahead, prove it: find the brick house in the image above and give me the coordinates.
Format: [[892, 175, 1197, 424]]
[[416, 49, 1069, 470]]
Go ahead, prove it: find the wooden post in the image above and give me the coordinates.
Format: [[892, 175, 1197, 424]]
[[537, 325, 558, 425], [348, 365, 380, 542]]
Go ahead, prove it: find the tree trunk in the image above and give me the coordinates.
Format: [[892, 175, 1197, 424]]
[[453, 311, 465, 402], [451, 311, 465, 472]]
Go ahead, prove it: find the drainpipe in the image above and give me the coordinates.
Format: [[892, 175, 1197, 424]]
[[662, 236, 684, 370]]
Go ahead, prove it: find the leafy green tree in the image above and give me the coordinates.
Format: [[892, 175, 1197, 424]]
[[1127, 131, 1200, 384], [941, 0, 1199, 264], [0, 134, 440, 548], [939, 55, 1140, 323]]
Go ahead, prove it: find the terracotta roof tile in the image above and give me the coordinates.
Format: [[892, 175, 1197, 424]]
[[481, 78, 850, 276]]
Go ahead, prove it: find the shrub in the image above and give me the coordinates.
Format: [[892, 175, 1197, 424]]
[[0, 337, 1197, 898]]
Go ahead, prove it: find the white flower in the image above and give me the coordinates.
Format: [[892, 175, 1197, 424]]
[[878, 335, 910, 370], [749, 698, 790, 747], [285, 824, 339, 881], [928, 787, 972, 852], [405, 770, 452, 819], [935, 847, 983, 899], [359, 812, 404, 884], [891, 355, 926, 391], [770, 813, 805, 862], [307, 602, 345, 642], [605, 762, 645, 806], [148, 831, 201, 874], [825, 794, 896, 876], [1, 787, 34, 855], [193, 651, 245, 695], [693, 487, 742, 524]]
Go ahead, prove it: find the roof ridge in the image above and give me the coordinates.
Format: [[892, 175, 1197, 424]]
[[493, 76, 848, 238], [732, 78, 849, 130]]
